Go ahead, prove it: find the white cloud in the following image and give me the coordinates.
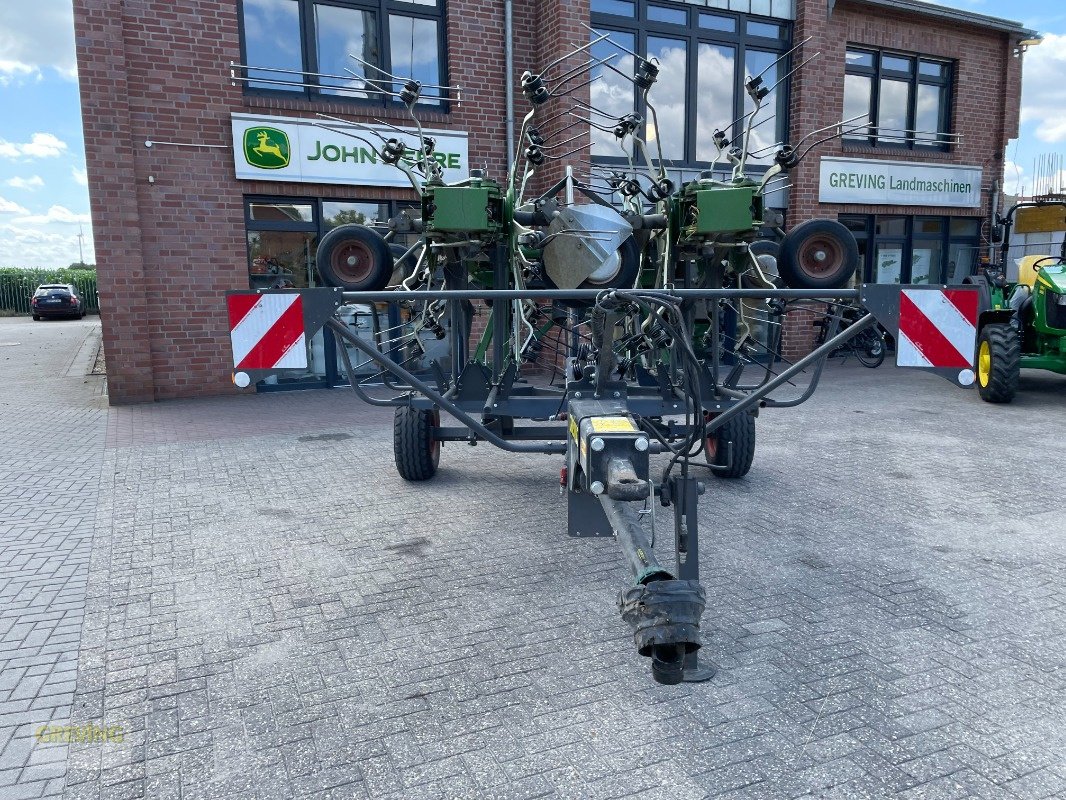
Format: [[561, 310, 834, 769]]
[[12, 205, 90, 226], [5, 175, 45, 191], [71, 167, 87, 187], [0, 1, 77, 81], [1019, 33, 1066, 144], [0, 222, 95, 268], [0, 133, 69, 160], [0, 196, 30, 215], [0, 59, 38, 85], [1003, 160, 1026, 197]]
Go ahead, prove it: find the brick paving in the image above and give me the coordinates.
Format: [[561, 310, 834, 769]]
[[0, 317, 106, 800], [2, 315, 1065, 799]]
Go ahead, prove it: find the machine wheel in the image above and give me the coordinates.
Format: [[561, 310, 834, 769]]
[[975, 323, 1020, 403], [581, 236, 641, 290], [777, 220, 858, 290], [705, 412, 755, 479], [394, 406, 440, 480], [317, 224, 394, 291]]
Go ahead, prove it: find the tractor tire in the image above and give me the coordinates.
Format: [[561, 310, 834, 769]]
[[705, 411, 755, 479], [317, 224, 394, 292], [778, 220, 858, 290], [976, 323, 1020, 404], [393, 406, 440, 481]]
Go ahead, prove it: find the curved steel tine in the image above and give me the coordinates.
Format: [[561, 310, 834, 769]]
[[315, 113, 392, 144], [568, 112, 616, 134], [731, 112, 778, 148], [571, 100, 619, 121], [540, 33, 611, 78], [792, 114, 867, 149], [763, 51, 821, 96], [750, 35, 812, 83], [544, 142, 593, 161], [312, 123, 381, 153], [347, 52, 408, 84], [549, 72, 603, 99], [541, 130, 588, 151]]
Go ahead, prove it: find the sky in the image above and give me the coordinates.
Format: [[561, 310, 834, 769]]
[[0, 0, 1064, 268]]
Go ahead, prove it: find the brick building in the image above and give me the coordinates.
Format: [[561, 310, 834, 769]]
[[73, 0, 1036, 402]]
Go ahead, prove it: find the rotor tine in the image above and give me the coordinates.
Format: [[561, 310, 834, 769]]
[[751, 35, 812, 83], [539, 32, 610, 78], [764, 50, 820, 96], [549, 72, 603, 99]]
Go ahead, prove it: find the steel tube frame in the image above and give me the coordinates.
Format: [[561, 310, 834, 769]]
[[341, 288, 862, 302], [327, 318, 566, 454]]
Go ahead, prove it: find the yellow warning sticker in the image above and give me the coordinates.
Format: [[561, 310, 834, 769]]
[[568, 416, 579, 441], [589, 416, 637, 433]]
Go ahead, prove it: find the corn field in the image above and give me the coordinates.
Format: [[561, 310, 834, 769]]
[[0, 269, 99, 315]]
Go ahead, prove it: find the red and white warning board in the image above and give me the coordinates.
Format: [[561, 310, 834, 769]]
[[227, 292, 307, 370], [897, 288, 977, 369]]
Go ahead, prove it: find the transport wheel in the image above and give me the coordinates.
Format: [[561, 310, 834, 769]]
[[316, 224, 394, 292], [394, 406, 440, 481], [778, 220, 858, 290], [704, 411, 755, 479], [975, 323, 1020, 403]]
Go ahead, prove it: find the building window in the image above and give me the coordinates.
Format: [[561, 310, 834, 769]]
[[591, 0, 791, 171], [840, 214, 980, 284], [239, 0, 445, 105], [843, 47, 952, 150]]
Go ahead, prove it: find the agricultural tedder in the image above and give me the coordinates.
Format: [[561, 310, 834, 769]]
[[227, 35, 979, 684], [967, 199, 1066, 402]]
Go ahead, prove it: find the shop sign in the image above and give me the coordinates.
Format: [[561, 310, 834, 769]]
[[231, 113, 469, 187], [819, 157, 982, 208]]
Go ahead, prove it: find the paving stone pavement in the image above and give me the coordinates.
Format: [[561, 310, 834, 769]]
[[3, 315, 1066, 799], [0, 317, 106, 800]]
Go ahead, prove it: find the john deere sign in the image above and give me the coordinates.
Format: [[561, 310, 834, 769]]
[[230, 113, 468, 187], [243, 127, 290, 169], [819, 157, 982, 208]]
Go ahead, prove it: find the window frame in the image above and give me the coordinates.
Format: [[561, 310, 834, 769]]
[[237, 0, 449, 110], [591, 0, 792, 171], [839, 213, 981, 284], [843, 46, 953, 152]]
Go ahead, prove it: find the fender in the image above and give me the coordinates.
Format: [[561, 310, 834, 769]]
[[977, 308, 1013, 332]]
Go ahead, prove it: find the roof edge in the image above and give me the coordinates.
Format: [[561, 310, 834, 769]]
[[843, 0, 1039, 39]]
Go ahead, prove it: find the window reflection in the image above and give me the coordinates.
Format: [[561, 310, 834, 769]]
[[646, 36, 687, 161], [744, 49, 781, 165], [315, 5, 378, 96], [242, 0, 302, 90], [696, 43, 736, 163], [590, 30, 636, 158], [878, 78, 909, 143], [390, 15, 442, 103]]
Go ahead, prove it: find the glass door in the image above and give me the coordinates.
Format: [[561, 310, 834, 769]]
[[245, 200, 329, 389]]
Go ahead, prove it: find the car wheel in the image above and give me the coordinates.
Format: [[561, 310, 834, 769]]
[[32, 315, 40, 321]]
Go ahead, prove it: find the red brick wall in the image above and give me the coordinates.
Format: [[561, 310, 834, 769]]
[[780, 0, 1024, 360], [74, 0, 1025, 398]]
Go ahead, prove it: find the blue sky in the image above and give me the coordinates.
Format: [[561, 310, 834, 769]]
[[0, 0, 1063, 267]]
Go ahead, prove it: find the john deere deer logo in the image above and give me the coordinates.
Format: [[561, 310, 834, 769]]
[[243, 127, 290, 169]]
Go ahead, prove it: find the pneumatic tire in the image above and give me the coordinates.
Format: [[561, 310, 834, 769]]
[[976, 323, 1020, 404], [317, 224, 394, 291], [394, 406, 440, 481], [778, 220, 858, 290], [705, 411, 755, 479]]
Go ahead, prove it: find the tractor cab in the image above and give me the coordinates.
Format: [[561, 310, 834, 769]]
[[972, 200, 1066, 402]]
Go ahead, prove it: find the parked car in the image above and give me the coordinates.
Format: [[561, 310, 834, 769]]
[[31, 284, 87, 320]]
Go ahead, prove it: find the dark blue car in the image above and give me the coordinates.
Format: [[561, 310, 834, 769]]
[[31, 284, 87, 320]]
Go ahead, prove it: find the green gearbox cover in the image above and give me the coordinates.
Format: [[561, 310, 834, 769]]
[[692, 186, 759, 235], [423, 183, 502, 234]]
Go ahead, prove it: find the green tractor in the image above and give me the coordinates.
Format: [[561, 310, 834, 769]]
[[972, 200, 1066, 402]]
